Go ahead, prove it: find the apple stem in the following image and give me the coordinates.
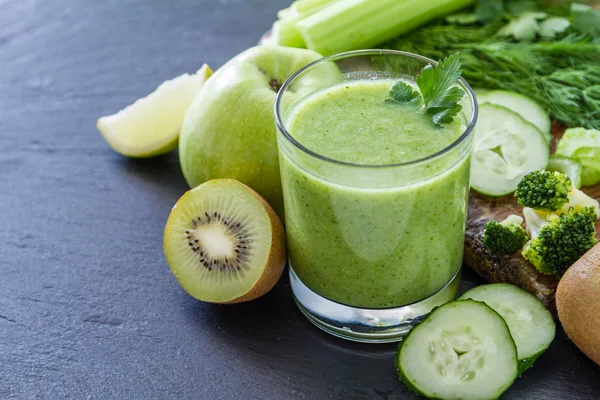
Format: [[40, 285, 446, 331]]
[[269, 79, 282, 93]]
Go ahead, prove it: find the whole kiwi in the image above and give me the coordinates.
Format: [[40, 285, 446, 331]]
[[556, 243, 600, 366]]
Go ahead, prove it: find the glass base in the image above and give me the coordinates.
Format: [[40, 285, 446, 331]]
[[290, 266, 461, 343]]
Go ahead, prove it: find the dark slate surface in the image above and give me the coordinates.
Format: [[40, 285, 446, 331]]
[[0, 0, 598, 398]]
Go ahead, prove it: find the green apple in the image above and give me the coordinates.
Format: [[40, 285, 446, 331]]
[[179, 45, 339, 218]]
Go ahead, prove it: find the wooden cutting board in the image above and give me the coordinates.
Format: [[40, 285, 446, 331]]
[[465, 124, 600, 312]]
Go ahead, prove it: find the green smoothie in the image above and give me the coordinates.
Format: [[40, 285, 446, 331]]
[[280, 79, 470, 308]]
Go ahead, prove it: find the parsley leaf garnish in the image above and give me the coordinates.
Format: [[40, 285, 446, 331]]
[[386, 53, 465, 127], [416, 54, 463, 108], [386, 81, 421, 105], [418, 53, 465, 126]]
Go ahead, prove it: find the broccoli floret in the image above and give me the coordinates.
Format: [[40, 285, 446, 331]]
[[566, 186, 600, 216], [522, 206, 597, 278], [482, 215, 529, 254], [515, 170, 572, 211]]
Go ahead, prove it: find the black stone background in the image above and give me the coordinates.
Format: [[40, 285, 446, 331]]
[[1, 0, 598, 398]]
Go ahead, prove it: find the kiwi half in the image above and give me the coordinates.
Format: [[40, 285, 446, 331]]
[[164, 179, 286, 303]]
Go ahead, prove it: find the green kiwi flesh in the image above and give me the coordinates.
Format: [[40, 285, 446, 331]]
[[164, 179, 285, 303]]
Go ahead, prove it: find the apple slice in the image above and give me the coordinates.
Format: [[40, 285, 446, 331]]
[[97, 64, 213, 158]]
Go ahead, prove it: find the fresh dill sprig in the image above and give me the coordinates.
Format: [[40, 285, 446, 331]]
[[382, 28, 600, 129]]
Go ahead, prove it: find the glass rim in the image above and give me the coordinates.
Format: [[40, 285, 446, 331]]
[[274, 49, 479, 169]]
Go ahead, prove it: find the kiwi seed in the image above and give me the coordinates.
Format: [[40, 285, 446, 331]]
[[182, 213, 251, 273]]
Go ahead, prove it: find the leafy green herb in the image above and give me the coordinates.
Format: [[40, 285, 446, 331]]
[[445, 13, 480, 25], [386, 54, 465, 127], [416, 54, 465, 126], [475, 0, 504, 23], [504, 0, 538, 15], [474, 0, 538, 23], [497, 12, 547, 42], [539, 17, 571, 39], [381, 23, 600, 129], [571, 3, 600, 41], [386, 81, 420, 105]]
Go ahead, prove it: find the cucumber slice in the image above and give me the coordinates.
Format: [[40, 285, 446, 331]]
[[581, 166, 600, 186], [473, 88, 489, 97], [471, 104, 550, 196], [478, 90, 551, 142], [396, 300, 518, 400], [547, 155, 582, 189], [460, 284, 556, 374]]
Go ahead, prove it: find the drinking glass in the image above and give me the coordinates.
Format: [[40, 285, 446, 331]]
[[274, 50, 478, 342]]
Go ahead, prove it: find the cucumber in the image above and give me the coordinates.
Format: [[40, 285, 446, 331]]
[[460, 284, 556, 374], [473, 88, 489, 97], [471, 104, 550, 196], [581, 166, 600, 186], [478, 90, 551, 143], [396, 300, 518, 400], [547, 155, 582, 189]]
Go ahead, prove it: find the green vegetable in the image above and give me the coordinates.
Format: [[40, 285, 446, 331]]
[[515, 170, 572, 211], [497, 12, 547, 42], [294, 0, 475, 56], [556, 127, 600, 173], [547, 155, 582, 189], [482, 214, 529, 254], [515, 168, 599, 214], [386, 54, 465, 126], [470, 104, 549, 196], [381, 16, 600, 129], [582, 166, 600, 186], [539, 17, 571, 39], [271, 0, 335, 47], [446, 12, 480, 25], [292, 0, 336, 13], [387, 54, 465, 126], [272, 17, 306, 48], [386, 81, 421, 105], [475, 0, 505, 22], [417, 53, 465, 126], [459, 283, 556, 374], [571, 3, 600, 41], [277, 7, 294, 19], [563, 186, 600, 215], [477, 89, 551, 141], [396, 300, 519, 400], [522, 206, 597, 278]]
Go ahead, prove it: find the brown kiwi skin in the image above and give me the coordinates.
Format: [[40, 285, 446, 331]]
[[556, 243, 600, 366], [220, 183, 286, 304]]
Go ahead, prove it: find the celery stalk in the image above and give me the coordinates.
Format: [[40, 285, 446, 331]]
[[272, 17, 306, 48], [296, 0, 475, 56], [292, 0, 337, 14], [277, 7, 295, 20], [272, 1, 338, 48]]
